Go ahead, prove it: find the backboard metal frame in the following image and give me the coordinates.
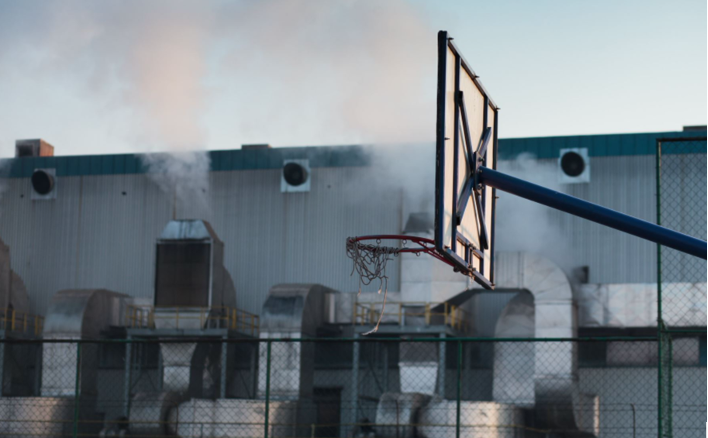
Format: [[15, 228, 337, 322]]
[[435, 30, 498, 289]]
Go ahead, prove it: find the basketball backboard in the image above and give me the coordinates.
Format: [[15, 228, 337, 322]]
[[434, 31, 498, 289]]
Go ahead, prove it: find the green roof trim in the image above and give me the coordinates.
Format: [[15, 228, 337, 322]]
[[498, 130, 706, 160], [1, 131, 704, 178]]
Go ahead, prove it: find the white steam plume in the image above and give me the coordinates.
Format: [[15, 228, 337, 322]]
[[0, 1, 436, 213], [496, 153, 578, 273], [0, 0, 435, 151]]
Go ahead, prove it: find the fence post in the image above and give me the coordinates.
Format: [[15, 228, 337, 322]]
[[124, 336, 132, 417], [351, 336, 360, 437], [0, 341, 4, 396], [220, 336, 228, 398], [656, 139, 663, 438], [73, 341, 81, 438], [437, 334, 446, 396], [264, 340, 271, 438], [456, 340, 461, 438]]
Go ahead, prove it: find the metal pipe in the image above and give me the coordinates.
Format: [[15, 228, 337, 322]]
[[478, 166, 707, 259]]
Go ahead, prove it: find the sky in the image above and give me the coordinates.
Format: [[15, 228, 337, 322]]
[[0, 0, 705, 157]]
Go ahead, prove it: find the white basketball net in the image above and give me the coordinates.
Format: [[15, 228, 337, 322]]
[[346, 238, 404, 335]]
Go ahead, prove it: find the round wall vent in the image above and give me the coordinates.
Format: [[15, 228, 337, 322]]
[[283, 162, 309, 187], [560, 151, 586, 177], [558, 148, 590, 184], [31, 169, 54, 195]]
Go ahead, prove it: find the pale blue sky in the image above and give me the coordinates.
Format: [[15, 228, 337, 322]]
[[0, 0, 705, 157]]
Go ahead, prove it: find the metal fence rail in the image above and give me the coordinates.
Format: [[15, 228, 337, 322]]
[[0, 336, 704, 437]]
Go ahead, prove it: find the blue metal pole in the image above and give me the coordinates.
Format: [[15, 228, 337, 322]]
[[478, 166, 707, 260]]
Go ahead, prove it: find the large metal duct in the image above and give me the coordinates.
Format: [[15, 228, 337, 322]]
[[42, 289, 128, 397], [375, 392, 432, 438], [2, 289, 128, 438], [491, 252, 599, 437], [0, 397, 74, 437], [258, 283, 334, 399], [167, 399, 298, 438], [398, 342, 440, 395], [0, 238, 30, 315], [154, 220, 235, 313], [152, 220, 237, 395], [418, 399, 524, 438], [493, 292, 535, 408], [578, 282, 707, 328], [126, 391, 183, 437]]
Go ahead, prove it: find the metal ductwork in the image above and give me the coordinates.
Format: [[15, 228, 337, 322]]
[[399, 342, 440, 395], [258, 284, 334, 399], [491, 252, 599, 436], [418, 399, 524, 438], [0, 238, 30, 315], [493, 292, 535, 408], [0, 397, 74, 437], [125, 391, 184, 438], [578, 282, 707, 328], [168, 399, 298, 438], [152, 220, 237, 396], [41, 289, 128, 397], [154, 220, 235, 314], [375, 392, 431, 438], [0, 289, 129, 437]]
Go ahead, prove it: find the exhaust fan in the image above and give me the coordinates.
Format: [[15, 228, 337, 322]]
[[281, 159, 310, 193], [31, 168, 57, 200], [558, 148, 590, 184]]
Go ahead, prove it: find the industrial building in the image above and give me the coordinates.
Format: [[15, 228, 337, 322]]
[[0, 129, 704, 437]]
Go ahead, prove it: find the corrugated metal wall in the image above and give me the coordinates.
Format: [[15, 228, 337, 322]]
[[558, 155, 658, 284], [0, 166, 403, 315], [1, 133, 702, 316]]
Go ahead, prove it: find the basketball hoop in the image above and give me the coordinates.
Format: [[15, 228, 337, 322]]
[[346, 235, 453, 335]]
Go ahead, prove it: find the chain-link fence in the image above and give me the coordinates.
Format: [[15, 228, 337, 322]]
[[0, 336, 705, 437], [656, 137, 707, 438]]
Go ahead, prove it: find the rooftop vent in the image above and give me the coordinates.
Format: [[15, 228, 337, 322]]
[[242, 144, 272, 150], [682, 125, 707, 132], [15, 139, 54, 158]]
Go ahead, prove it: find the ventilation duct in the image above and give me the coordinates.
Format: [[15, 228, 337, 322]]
[[154, 220, 235, 312], [491, 252, 599, 436]]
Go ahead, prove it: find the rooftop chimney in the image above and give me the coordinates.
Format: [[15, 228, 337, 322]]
[[15, 139, 54, 158]]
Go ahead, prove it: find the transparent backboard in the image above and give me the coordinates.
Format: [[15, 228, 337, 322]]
[[434, 31, 498, 289]]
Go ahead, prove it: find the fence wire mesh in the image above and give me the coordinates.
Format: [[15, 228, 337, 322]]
[[0, 337, 704, 437], [656, 137, 707, 320], [656, 137, 707, 438]]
